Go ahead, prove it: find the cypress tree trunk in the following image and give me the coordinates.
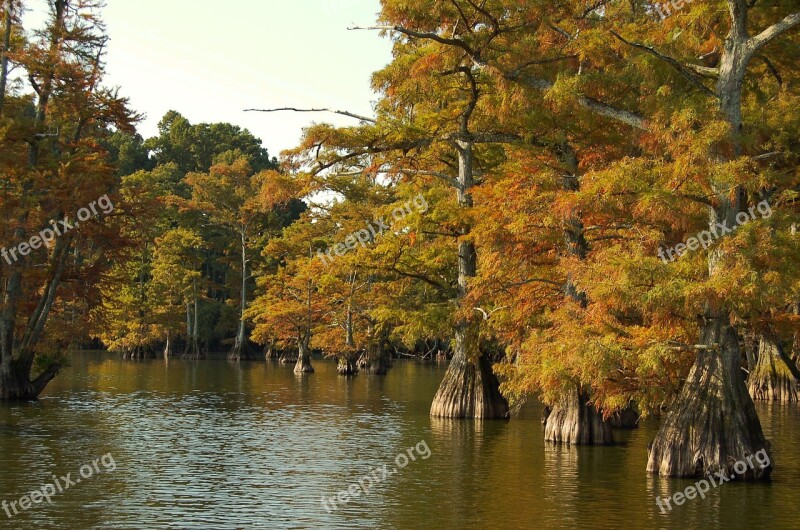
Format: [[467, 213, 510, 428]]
[[279, 350, 297, 364], [543, 389, 614, 445], [0, 359, 60, 400], [337, 355, 358, 375], [748, 334, 799, 402], [646, 3, 786, 479], [264, 339, 280, 360], [229, 232, 257, 361], [182, 289, 204, 360], [359, 334, 391, 375], [647, 318, 771, 478], [743, 332, 759, 374], [337, 297, 359, 375], [429, 140, 508, 419], [294, 333, 314, 373], [542, 142, 614, 442], [123, 345, 156, 360], [430, 320, 509, 418], [163, 335, 174, 360]]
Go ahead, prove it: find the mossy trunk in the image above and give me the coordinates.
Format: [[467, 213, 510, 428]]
[[430, 325, 509, 419], [294, 337, 314, 374], [646, 318, 771, 479], [748, 334, 800, 402], [543, 389, 614, 445]]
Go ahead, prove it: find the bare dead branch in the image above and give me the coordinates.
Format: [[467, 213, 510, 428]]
[[244, 107, 377, 124]]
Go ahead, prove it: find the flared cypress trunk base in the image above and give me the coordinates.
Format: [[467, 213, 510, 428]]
[[123, 346, 156, 360], [357, 345, 391, 375], [265, 344, 281, 360], [337, 356, 358, 376], [748, 336, 800, 402], [543, 390, 614, 445], [430, 351, 508, 419], [228, 342, 258, 362], [647, 319, 771, 479], [294, 344, 314, 374], [182, 339, 205, 360], [294, 356, 314, 373]]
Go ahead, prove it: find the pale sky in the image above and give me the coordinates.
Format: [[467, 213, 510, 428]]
[[26, 0, 393, 158]]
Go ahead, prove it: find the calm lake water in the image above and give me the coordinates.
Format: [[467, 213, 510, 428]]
[[1, 352, 799, 529]]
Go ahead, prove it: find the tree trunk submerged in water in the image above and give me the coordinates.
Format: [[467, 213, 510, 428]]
[[182, 340, 204, 360], [645, 6, 794, 477], [748, 335, 800, 402], [337, 355, 358, 375], [264, 339, 280, 360], [163, 335, 174, 359], [279, 351, 297, 364], [182, 287, 205, 360], [0, 358, 61, 400], [430, 322, 509, 419], [123, 346, 156, 360], [647, 318, 771, 478], [229, 231, 258, 361], [294, 334, 314, 374], [543, 389, 614, 445], [359, 338, 391, 375], [430, 140, 509, 419]]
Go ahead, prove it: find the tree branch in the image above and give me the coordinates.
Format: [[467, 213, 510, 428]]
[[747, 11, 800, 54], [610, 31, 718, 99], [352, 23, 647, 130], [349, 25, 478, 58], [244, 107, 377, 124]]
